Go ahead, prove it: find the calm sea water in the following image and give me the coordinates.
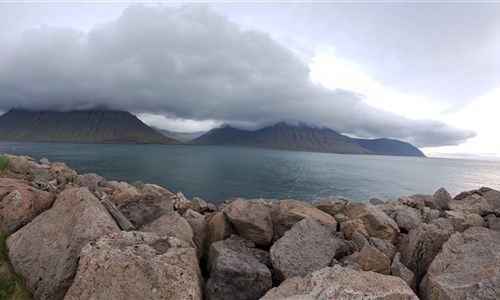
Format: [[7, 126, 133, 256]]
[[1, 141, 499, 204]]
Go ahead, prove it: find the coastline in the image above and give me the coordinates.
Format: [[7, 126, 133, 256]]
[[1, 154, 499, 299]]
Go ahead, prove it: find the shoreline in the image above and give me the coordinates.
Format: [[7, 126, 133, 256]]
[[1, 154, 499, 299]]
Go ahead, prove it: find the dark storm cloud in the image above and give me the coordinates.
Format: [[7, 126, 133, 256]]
[[0, 5, 475, 147]]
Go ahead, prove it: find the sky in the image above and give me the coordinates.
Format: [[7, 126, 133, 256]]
[[0, 1, 498, 158]]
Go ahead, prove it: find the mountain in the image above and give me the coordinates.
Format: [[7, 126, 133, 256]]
[[192, 121, 425, 157], [0, 109, 180, 144], [152, 127, 205, 142], [192, 122, 370, 154], [353, 138, 425, 157]]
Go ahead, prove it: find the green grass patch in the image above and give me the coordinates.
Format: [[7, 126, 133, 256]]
[[0, 232, 31, 300], [0, 155, 13, 172]]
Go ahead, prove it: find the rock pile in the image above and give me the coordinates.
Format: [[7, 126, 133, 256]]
[[1, 154, 500, 299]]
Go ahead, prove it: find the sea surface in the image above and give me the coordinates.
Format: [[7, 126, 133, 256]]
[[1, 141, 499, 204]]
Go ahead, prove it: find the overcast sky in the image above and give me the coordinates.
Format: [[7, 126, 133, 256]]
[[0, 1, 498, 157]]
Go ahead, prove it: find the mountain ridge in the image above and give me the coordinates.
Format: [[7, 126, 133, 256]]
[[192, 122, 425, 157], [0, 109, 180, 144]]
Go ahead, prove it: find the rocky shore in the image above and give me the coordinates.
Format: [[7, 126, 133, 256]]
[[1, 154, 499, 299]]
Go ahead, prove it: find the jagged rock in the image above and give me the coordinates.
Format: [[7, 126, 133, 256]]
[[208, 235, 270, 272], [422, 207, 442, 223], [482, 187, 500, 209], [410, 194, 435, 209], [351, 231, 369, 250], [270, 218, 343, 281], [184, 197, 211, 213], [444, 210, 486, 232], [64, 232, 202, 300], [74, 173, 107, 192], [333, 212, 349, 223], [99, 197, 135, 231], [173, 191, 190, 210], [429, 217, 454, 234], [113, 189, 174, 227], [206, 212, 236, 251], [420, 227, 500, 300], [391, 252, 416, 291], [39, 157, 50, 165], [454, 189, 482, 200], [6, 187, 120, 300], [449, 194, 497, 216], [183, 209, 208, 259], [261, 265, 418, 299], [397, 223, 449, 285], [433, 187, 452, 210], [271, 199, 337, 241], [107, 181, 140, 203], [10, 156, 77, 188], [369, 198, 384, 205], [139, 211, 194, 246], [342, 203, 400, 243], [369, 237, 397, 262], [312, 196, 348, 216], [224, 199, 273, 246], [0, 178, 55, 233], [343, 245, 391, 275], [395, 207, 423, 232], [205, 249, 272, 300], [487, 216, 500, 231]]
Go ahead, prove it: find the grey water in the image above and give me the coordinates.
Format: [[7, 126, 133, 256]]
[[1, 141, 499, 204]]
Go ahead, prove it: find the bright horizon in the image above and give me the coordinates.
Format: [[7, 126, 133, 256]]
[[0, 2, 498, 159]]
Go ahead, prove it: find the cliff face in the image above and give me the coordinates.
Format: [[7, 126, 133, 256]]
[[0, 109, 180, 144], [192, 122, 425, 157]]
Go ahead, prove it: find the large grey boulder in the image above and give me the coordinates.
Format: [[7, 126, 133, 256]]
[[395, 207, 423, 232], [312, 195, 348, 216], [271, 200, 337, 241], [420, 227, 500, 300], [397, 223, 449, 285], [6, 187, 120, 300], [65, 231, 201, 300], [183, 209, 208, 259], [433, 187, 452, 210], [0, 178, 55, 234], [444, 210, 486, 232], [270, 218, 343, 281], [224, 199, 273, 246], [208, 235, 270, 273], [342, 203, 400, 243], [261, 265, 418, 299], [448, 194, 497, 216], [139, 211, 194, 246], [205, 249, 272, 300]]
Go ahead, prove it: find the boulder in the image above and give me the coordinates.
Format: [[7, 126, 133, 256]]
[[107, 181, 140, 204], [205, 249, 272, 300], [208, 235, 270, 272], [420, 227, 500, 300], [64, 231, 202, 300], [312, 196, 348, 216], [74, 173, 107, 192], [271, 200, 337, 241], [397, 223, 449, 285], [487, 216, 500, 231], [0, 178, 55, 233], [391, 252, 416, 291], [343, 245, 391, 275], [185, 197, 211, 213], [444, 210, 486, 232], [395, 207, 423, 232], [114, 191, 174, 227], [9, 156, 76, 190], [342, 203, 400, 243], [448, 194, 497, 216], [183, 209, 208, 259], [139, 211, 194, 246], [482, 187, 500, 209], [261, 265, 418, 299], [369, 237, 397, 262], [422, 207, 442, 223], [433, 187, 452, 210], [454, 189, 482, 200], [429, 217, 454, 234], [6, 187, 120, 300], [224, 199, 273, 245], [270, 218, 343, 281], [206, 212, 236, 250], [410, 194, 435, 209]]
